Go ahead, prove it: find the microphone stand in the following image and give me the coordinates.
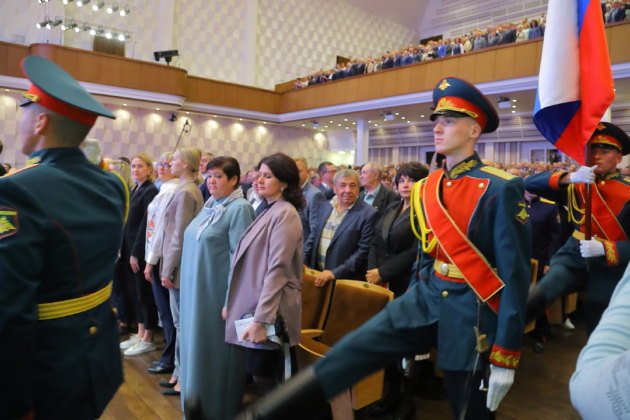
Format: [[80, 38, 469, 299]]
[[173, 119, 191, 152]]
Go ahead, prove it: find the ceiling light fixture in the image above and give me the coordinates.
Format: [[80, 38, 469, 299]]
[[76, 0, 90, 7], [92, 1, 105, 11], [107, 3, 118, 13], [119, 6, 130, 16]]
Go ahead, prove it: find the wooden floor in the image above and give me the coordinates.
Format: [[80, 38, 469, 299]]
[[102, 325, 585, 419]]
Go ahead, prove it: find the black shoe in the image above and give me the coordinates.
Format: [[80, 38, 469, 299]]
[[163, 389, 181, 396], [159, 378, 177, 388], [148, 363, 175, 374]]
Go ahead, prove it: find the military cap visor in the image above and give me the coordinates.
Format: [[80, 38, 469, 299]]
[[590, 122, 630, 155], [430, 77, 499, 133], [20, 55, 115, 126]]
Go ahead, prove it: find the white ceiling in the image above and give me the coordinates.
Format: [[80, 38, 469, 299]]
[[342, 0, 430, 33]]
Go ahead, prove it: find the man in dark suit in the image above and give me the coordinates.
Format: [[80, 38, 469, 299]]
[[359, 162, 399, 217], [317, 161, 336, 199], [304, 168, 377, 285], [0, 56, 128, 418], [199, 151, 214, 201], [295, 157, 326, 240]]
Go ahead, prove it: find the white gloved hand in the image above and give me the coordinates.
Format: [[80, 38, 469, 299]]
[[486, 364, 515, 411], [580, 239, 605, 258], [569, 165, 597, 184]]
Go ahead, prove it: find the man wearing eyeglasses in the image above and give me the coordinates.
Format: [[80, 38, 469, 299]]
[[317, 161, 337, 200]]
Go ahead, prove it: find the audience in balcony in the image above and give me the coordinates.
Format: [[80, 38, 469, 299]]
[[290, 5, 630, 90]]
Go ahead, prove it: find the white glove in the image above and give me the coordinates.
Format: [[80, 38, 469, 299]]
[[486, 364, 515, 411], [569, 165, 597, 184], [580, 239, 605, 258]]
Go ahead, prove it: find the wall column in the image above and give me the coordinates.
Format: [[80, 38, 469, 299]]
[[355, 118, 369, 165]]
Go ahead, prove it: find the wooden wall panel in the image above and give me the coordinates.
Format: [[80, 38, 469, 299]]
[[608, 22, 630, 63], [28, 44, 187, 97], [0, 42, 29, 78]]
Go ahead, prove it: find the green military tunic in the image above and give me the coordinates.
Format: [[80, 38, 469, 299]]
[[0, 148, 127, 418]]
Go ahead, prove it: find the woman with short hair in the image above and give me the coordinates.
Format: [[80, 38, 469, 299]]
[[179, 156, 255, 418]]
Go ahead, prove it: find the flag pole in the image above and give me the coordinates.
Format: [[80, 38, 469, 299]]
[[584, 143, 592, 270]]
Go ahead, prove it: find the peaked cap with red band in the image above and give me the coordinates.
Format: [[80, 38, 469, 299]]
[[20, 55, 115, 126], [590, 122, 630, 155], [430, 77, 499, 134]]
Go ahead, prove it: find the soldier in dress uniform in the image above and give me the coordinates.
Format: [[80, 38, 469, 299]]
[[237, 77, 531, 420], [526, 122, 630, 335], [0, 55, 128, 418]]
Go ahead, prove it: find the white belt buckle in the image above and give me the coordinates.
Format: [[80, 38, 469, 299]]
[[440, 263, 449, 275]]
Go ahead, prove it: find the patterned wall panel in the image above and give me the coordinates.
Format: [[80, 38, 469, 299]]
[[0, 92, 336, 171]]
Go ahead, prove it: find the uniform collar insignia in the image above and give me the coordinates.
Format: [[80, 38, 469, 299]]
[[600, 170, 620, 181], [445, 155, 481, 179]]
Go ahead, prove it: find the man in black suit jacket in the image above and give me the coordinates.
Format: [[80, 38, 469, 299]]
[[317, 161, 336, 199], [304, 169, 377, 286], [358, 162, 399, 217]]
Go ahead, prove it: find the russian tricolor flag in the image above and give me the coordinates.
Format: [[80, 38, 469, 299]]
[[533, 0, 615, 165]]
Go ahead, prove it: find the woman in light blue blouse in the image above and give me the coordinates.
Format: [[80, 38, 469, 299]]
[[178, 156, 255, 419]]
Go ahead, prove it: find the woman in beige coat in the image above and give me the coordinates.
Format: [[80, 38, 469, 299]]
[[224, 152, 304, 395], [159, 147, 204, 395]]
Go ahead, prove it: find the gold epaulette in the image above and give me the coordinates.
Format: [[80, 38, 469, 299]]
[[624, 177, 630, 184], [480, 166, 515, 180], [540, 197, 556, 205], [1, 164, 40, 178]]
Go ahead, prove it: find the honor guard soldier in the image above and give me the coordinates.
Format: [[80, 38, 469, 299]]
[[526, 122, 630, 334], [237, 77, 531, 420], [0, 56, 128, 418]]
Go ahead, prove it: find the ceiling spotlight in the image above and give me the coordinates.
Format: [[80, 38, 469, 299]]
[[119, 6, 130, 16], [76, 0, 89, 7], [60, 22, 77, 31], [89, 27, 97, 36], [92, 1, 104, 11], [46, 18, 62, 30], [117, 33, 126, 41], [62, 0, 73, 4], [36, 20, 48, 29], [312, 121, 320, 129], [107, 3, 118, 13], [105, 31, 112, 39]]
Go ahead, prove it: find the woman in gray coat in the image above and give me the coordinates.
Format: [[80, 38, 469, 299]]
[[158, 147, 204, 395], [224, 152, 304, 395]]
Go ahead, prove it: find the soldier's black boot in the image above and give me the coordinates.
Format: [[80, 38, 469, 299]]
[[236, 367, 330, 420]]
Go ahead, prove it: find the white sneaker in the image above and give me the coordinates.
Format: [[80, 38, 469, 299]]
[[563, 318, 576, 330], [120, 334, 141, 350], [124, 340, 158, 356]]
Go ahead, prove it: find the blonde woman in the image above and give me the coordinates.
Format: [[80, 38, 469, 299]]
[[118, 153, 160, 356], [159, 147, 205, 395], [144, 152, 178, 375]]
